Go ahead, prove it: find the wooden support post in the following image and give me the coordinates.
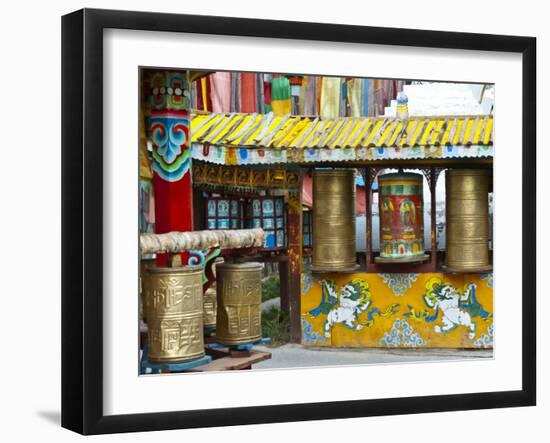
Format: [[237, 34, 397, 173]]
[[143, 70, 193, 267], [279, 258, 290, 316], [363, 167, 374, 270], [429, 167, 438, 271], [287, 172, 304, 344]]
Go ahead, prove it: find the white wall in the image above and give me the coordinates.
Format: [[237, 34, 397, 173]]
[[0, 0, 545, 441], [385, 82, 494, 116]]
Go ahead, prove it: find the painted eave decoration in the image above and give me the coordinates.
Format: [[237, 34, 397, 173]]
[[190, 112, 494, 165], [193, 163, 301, 192]]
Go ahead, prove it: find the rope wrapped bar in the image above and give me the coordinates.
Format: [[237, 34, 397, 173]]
[[140, 228, 265, 255]]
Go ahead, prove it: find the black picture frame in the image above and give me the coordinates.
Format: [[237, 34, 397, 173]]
[[62, 8, 536, 435]]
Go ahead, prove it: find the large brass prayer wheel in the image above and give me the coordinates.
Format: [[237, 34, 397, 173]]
[[446, 169, 491, 271], [142, 265, 205, 363], [215, 262, 262, 345], [378, 172, 425, 260], [311, 169, 358, 272]]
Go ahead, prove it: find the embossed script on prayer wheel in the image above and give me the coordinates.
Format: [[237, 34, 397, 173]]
[[215, 262, 262, 345], [446, 169, 491, 271], [203, 287, 217, 331], [203, 258, 223, 332], [142, 265, 205, 363], [377, 172, 425, 261], [311, 169, 358, 272]]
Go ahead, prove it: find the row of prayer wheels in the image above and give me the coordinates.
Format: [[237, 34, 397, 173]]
[[311, 168, 491, 272], [141, 261, 263, 363]]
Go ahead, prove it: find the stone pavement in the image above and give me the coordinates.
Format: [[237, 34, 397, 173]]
[[253, 343, 492, 369]]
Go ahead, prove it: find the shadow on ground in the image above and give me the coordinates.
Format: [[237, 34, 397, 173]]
[[36, 410, 60, 426]]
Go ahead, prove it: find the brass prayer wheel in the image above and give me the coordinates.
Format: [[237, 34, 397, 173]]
[[215, 262, 262, 345], [446, 169, 491, 271], [311, 169, 358, 272], [140, 257, 156, 280], [139, 258, 156, 324], [203, 287, 217, 331], [203, 258, 223, 332], [142, 265, 205, 363], [377, 172, 425, 261]]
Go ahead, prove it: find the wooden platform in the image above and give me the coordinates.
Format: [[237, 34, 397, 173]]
[[188, 349, 271, 372]]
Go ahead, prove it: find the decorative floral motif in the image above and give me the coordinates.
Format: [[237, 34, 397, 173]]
[[301, 273, 313, 296], [378, 273, 419, 296], [380, 318, 425, 347], [301, 317, 327, 344], [480, 273, 494, 288], [147, 71, 189, 110], [148, 113, 190, 182], [187, 247, 221, 284], [188, 249, 208, 266], [474, 324, 494, 348]]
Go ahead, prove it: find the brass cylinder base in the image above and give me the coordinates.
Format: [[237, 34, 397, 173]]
[[311, 169, 357, 272], [142, 265, 205, 363], [446, 169, 490, 271], [215, 262, 262, 345]]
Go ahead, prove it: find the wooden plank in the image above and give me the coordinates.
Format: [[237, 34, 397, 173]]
[[190, 350, 272, 372], [229, 349, 252, 358]]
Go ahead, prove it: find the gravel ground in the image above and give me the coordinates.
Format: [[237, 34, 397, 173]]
[[253, 343, 492, 369]]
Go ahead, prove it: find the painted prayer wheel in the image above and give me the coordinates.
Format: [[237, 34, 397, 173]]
[[446, 169, 491, 271], [215, 262, 262, 345], [142, 265, 205, 363], [311, 169, 358, 272], [378, 172, 425, 260]]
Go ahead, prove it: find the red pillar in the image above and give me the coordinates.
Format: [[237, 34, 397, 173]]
[[143, 70, 193, 266]]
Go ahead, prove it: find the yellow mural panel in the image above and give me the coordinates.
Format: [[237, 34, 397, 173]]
[[300, 272, 493, 349]]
